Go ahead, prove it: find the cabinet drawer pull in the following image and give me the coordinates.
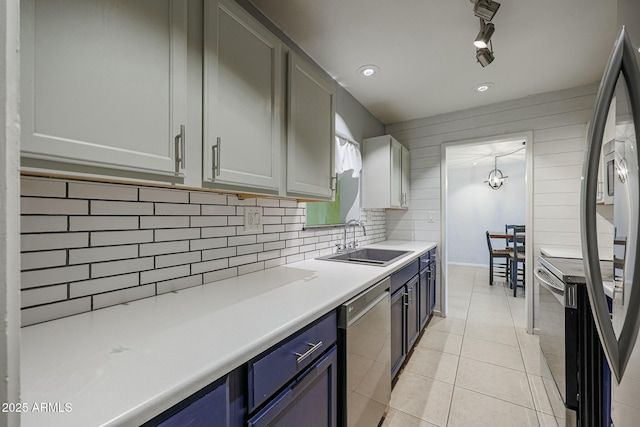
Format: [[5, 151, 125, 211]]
[[294, 341, 323, 364], [175, 124, 185, 169]]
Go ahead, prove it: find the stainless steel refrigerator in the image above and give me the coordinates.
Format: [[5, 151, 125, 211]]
[[582, 26, 640, 426]]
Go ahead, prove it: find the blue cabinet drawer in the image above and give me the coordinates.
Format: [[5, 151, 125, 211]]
[[248, 311, 337, 412], [248, 346, 338, 427], [390, 258, 419, 293]]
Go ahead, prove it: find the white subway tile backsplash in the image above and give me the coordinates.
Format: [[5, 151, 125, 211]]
[[22, 232, 88, 252], [22, 297, 91, 326], [91, 200, 153, 216], [202, 247, 236, 261], [286, 254, 304, 263], [21, 284, 67, 308], [238, 262, 264, 275], [155, 228, 201, 242], [201, 205, 236, 216], [22, 177, 66, 198], [70, 273, 139, 298], [20, 178, 387, 323], [201, 226, 236, 238], [21, 265, 89, 289], [203, 267, 238, 284], [140, 241, 190, 257], [69, 245, 138, 265], [140, 265, 190, 285], [91, 257, 154, 278], [156, 251, 201, 268], [191, 216, 227, 227], [257, 198, 280, 207], [227, 196, 257, 206], [264, 241, 286, 251], [264, 257, 286, 269], [263, 207, 285, 216], [140, 216, 189, 229], [69, 181, 137, 201], [191, 258, 228, 275], [92, 284, 156, 310], [139, 187, 188, 203], [155, 203, 200, 216], [256, 233, 279, 243], [264, 224, 285, 233], [229, 235, 256, 246], [71, 216, 139, 231], [21, 250, 66, 270], [237, 243, 264, 256], [258, 250, 280, 261], [189, 192, 227, 205], [22, 197, 88, 215], [156, 274, 204, 295], [190, 237, 227, 251], [228, 216, 244, 226], [229, 254, 257, 267], [21, 215, 68, 233], [91, 229, 154, 246]]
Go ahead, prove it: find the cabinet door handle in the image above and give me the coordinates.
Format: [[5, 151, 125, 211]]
[[294, 341, 323, 364], [212, 137, 221, 177], [403, 291, 409, 306], [175, 124, 185, 169]]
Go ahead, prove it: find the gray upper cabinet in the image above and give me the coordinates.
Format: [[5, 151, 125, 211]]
[[286, 52, 336, 200], [362, 135, 410, 209], [21, 0, 188, 179], [203, 0, 282, 192]]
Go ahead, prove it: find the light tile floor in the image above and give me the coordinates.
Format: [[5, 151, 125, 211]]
[[383, 264, 565, 427]]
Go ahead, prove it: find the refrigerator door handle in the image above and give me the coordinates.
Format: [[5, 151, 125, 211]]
[[581, 26, 640, 384]]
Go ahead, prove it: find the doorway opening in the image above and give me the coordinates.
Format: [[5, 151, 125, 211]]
[[440, 132, 534, 333]]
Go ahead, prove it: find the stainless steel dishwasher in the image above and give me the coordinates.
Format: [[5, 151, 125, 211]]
[[338, 277, 390, 427]]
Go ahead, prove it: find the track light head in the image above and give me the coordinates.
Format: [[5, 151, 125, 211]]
[[473, 0, 501, 21], [476, 48, 495, 67], [474, 22, 495, 49]]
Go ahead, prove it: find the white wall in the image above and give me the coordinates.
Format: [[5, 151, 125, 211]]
[[447, 160, 526, 266], [385, 83, 615, 323]]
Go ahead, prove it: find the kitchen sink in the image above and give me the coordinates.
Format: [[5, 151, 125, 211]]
[[316, 248, 412, 267]]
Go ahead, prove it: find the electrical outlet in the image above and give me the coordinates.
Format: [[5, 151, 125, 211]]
[[427, 211, 435, 223], [244, 207, 262, 231]]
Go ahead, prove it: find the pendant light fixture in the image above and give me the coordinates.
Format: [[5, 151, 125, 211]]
[[484, 156, 507, 190]]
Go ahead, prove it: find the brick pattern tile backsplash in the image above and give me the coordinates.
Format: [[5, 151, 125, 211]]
[[20, 177, 387, 326]]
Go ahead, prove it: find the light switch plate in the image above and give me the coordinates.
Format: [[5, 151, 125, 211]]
[[244, 207, 262, 231]]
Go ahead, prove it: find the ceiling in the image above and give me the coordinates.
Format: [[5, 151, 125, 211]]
[[249, 0, 618, 125]]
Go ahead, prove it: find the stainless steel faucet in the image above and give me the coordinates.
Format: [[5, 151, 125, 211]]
[[341, 219, 367, 252]]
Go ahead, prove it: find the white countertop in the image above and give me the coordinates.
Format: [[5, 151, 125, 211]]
[[20, 240, 436, 427]]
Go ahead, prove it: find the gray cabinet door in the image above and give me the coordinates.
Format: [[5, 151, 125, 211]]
[[286, 52, 335, 200], [204, 0, 282, 191], [21, 0, 188, 178]]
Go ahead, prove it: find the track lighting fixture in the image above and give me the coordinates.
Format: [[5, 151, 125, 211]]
[[476, 47, 494, 67], [471, 0, 500, 67], [474, 21, 495, 49], [473, 0, 501, 22]]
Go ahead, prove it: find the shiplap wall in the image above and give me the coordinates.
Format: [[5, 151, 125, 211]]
[[20, 176, 386, 326], [385, 83, 615, 318]]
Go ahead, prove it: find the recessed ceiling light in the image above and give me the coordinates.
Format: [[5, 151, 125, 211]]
[[357, 65, 379, 77], [473, 82, 494, 93]]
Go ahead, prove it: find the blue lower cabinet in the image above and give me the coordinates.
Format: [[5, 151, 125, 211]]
[[247, 346, 338, 427], [143, 368, 245, 427], [406, 276, 420, 350], [429, 262, 437, 314], [390, 287, 406, 379], [419, 266, 429, 329]]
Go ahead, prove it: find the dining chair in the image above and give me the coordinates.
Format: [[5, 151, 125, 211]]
[[486, 231, 511, 286], [510, 236, 526, 296]]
